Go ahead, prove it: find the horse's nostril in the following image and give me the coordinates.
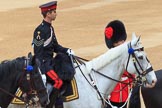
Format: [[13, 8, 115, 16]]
[[152, 79, 157, 84]]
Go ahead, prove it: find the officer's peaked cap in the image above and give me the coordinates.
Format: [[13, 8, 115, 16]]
[[104, 20, 127, 48], [39, 1, 57, 12]]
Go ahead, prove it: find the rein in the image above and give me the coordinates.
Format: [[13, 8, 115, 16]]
[[92, 69, 134, 85], [72, 55, 93, 87], [70, 41, 153, 107], [70, 42, 152, 107], [72, 55, 135, 88], [0, 87, 29, 104], [71, 55, 104, 104], [72, 55, 134, 105]]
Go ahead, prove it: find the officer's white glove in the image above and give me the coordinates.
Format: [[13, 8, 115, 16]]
[[67, 49, 75, 56]]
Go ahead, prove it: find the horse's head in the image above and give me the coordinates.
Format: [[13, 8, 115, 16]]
[[125, 33, 157, 88], [19, 54, 49, 107]]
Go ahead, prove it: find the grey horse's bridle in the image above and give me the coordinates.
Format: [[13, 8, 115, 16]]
[[126, 42, 153, 85]]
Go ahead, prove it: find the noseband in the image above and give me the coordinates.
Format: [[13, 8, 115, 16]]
[[18, 57, 39, 105], [126, 42, 153, 85]]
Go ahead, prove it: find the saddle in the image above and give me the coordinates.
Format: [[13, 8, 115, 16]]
[[48, 53, 79, 101], [53, 53, 75, 81], [46, 53, 79, 108]]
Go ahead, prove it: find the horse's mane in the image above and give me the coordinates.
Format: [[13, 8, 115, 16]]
[[85, 42, 128, 73], [0, 57, 25, 80]]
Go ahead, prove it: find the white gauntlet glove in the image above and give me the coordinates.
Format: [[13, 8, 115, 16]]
[[67, 49, 75, 56]]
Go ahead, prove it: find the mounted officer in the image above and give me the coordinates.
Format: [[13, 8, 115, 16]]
[[32, 1, 74, 107]]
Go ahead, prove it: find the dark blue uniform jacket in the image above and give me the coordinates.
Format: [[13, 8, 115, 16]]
[[32, 20, 68, 74]]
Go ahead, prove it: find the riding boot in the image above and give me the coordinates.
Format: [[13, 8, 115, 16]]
[[55, 104, 64, 108], [46, 88, 59, 108], [128, 85, 141, 108], [46, 70, 63, 108], [55, 97, 64, 108]]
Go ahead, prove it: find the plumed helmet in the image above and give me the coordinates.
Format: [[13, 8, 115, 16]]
[[104, 20, 127, 49]]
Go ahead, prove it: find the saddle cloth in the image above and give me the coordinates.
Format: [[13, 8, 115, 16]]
[[11, 78, 79, 104], [62, 78, 79, 102]]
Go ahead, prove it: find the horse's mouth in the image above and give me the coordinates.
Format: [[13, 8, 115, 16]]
[[145, 79, 157, 88], [39, 95, 50, 107]]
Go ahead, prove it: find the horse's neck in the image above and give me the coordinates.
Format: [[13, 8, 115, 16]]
[[0, 58, 25, 92], [0, 59, 24, 107], [73, 54, 126, 108], [66, 45, 129, 108], [85, 42, 127, 73], [83, 43, 128, 95], [95, 54, 126, 95]]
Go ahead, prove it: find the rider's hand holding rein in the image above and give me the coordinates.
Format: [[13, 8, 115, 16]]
[[67, 49, 75, 56]]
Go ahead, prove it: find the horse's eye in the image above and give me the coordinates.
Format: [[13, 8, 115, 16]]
[[138, 56, 143, 59], [141, 47, 144, 51]]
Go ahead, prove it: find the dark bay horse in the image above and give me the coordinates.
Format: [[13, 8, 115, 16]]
[[129, 69, 162, 108], [0, 55, 49, 108], [141, 69, 162, 108]]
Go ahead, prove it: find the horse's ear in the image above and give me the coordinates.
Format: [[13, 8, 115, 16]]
[[27, 52, 35, 65], [28, 52, 32, 58], [137, 36, 141, 42], [131, 32, 140, 46], [132, 32, 137, 40]]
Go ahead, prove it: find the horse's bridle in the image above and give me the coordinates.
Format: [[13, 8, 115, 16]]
[[18, 57, 47, 107], [125, 42, 153, 85], [18, 57, 39, 106], [0, 57, 39, 107], [70, 42, 154, 107]]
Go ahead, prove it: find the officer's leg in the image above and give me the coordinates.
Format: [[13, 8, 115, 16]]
[[128, 86, 141, 108], [46, 70, 63, 108], [47, 88, 60, 108], [55, 97, 64, 108], [46, 70, 63, 89]]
